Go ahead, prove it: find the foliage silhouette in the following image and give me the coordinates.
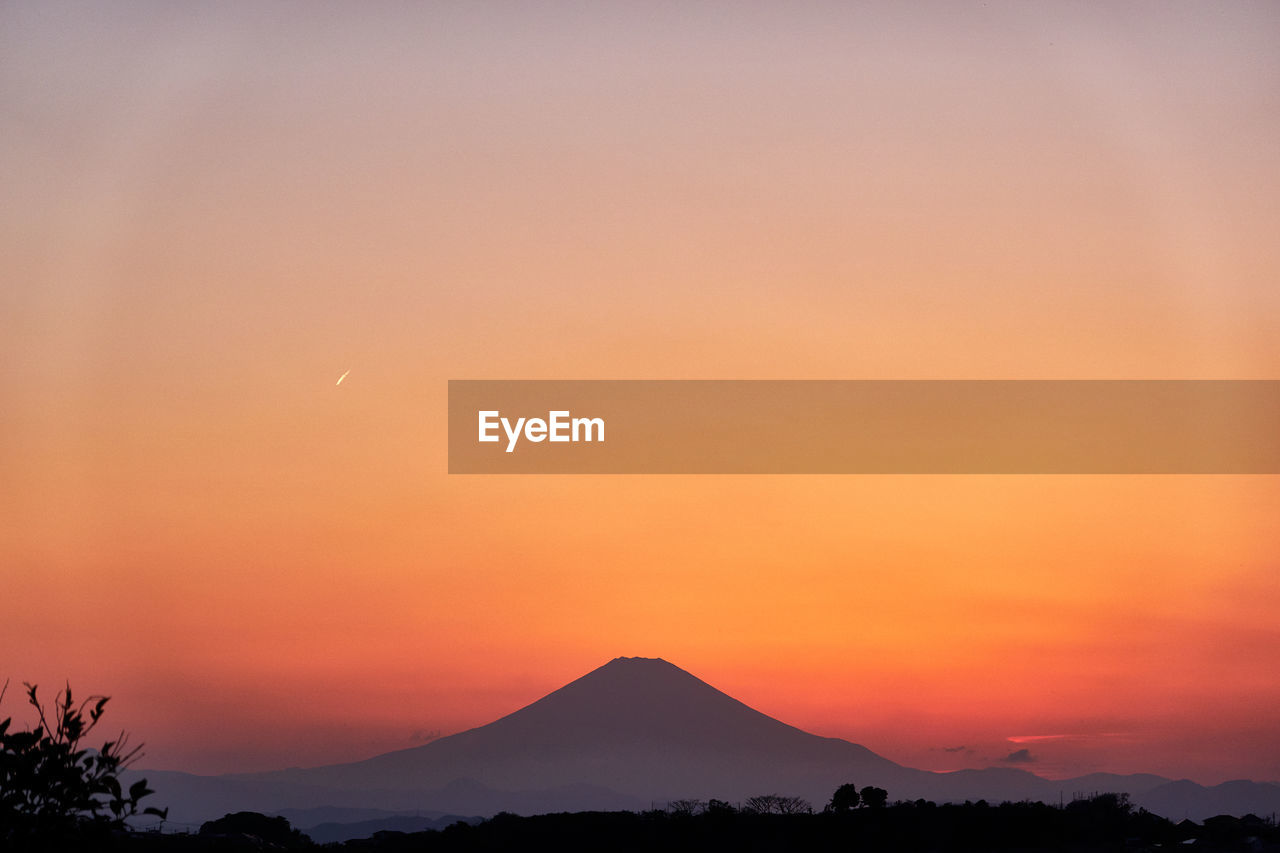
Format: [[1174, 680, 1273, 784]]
[[827, 782, 860, 812], [199, 811, 312, 848], [743, 793, 811, 815], [859, 785, 889, 809], [308, 794, 1277, 852], [0, 680, 166, 847], [666, 798, 706, 817]]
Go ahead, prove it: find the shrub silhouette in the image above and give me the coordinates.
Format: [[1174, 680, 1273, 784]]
[[827, 782, 861, 811], [0, 680, 166, 846], [199, 811, 312, 847], [860, 785, 889, 808]]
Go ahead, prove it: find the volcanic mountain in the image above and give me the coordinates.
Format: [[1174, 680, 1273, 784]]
[[260, 656, 905, 803]]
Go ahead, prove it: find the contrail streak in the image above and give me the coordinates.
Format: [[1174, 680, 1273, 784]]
[[335, 369, 351, 386]]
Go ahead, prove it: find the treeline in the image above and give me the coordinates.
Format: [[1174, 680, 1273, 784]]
[[334, 797, 1278, 853], [54, 795, 1280, 853]]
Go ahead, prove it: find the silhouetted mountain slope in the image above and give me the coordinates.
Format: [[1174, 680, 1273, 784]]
[[135, 657, 1280, 823], [1066, 772, 1170, 796], [1136, 779, 1280, 822], [250, 657, 903, 801]]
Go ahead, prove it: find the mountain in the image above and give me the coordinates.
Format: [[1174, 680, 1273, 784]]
[[1135, 779, 1280, 822], [248, 656, 905, 803], [132, 657, 1280, 826]]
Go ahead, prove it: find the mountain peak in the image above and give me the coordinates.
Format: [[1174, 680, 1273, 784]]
[[471, 657, 875, 761], [601, 655, 674, 670], [524, 656, 744, 725]]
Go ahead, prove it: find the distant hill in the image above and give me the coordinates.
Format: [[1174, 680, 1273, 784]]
[[1136, 779, 1280, 822], [130, 657, 1280, 826], [284, 811, 482, 844]]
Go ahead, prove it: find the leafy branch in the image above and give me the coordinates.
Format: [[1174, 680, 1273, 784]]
[[1, 680, 167, 844]]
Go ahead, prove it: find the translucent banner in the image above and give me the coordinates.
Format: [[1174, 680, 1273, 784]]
[[447, 381, 1280, 474]]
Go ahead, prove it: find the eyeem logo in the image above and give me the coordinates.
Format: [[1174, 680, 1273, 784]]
[[478, 410, 606, 453]]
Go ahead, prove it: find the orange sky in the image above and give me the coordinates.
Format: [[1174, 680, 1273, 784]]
[[2, 2, 1279, 784]]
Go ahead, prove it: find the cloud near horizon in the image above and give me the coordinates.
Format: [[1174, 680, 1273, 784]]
[[1007, 735, 1069, 744]]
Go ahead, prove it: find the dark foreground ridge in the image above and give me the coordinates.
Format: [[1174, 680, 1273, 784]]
[[29, 795, 1280, 852]]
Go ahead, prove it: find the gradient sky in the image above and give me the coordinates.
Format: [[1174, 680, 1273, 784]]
[[3, 2, 1279, 784]]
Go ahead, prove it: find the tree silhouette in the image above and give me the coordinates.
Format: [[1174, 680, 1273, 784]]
[[827, 782, 861, 812], [745, 793, 811, 815], [0, 681, 166, 845], [200, 811, 311, 848], [860, 785, 889, 808], [666, 799, 706, 817]]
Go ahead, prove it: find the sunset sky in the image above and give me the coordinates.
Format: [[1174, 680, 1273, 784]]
[[2, 2, 1279, 785]]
